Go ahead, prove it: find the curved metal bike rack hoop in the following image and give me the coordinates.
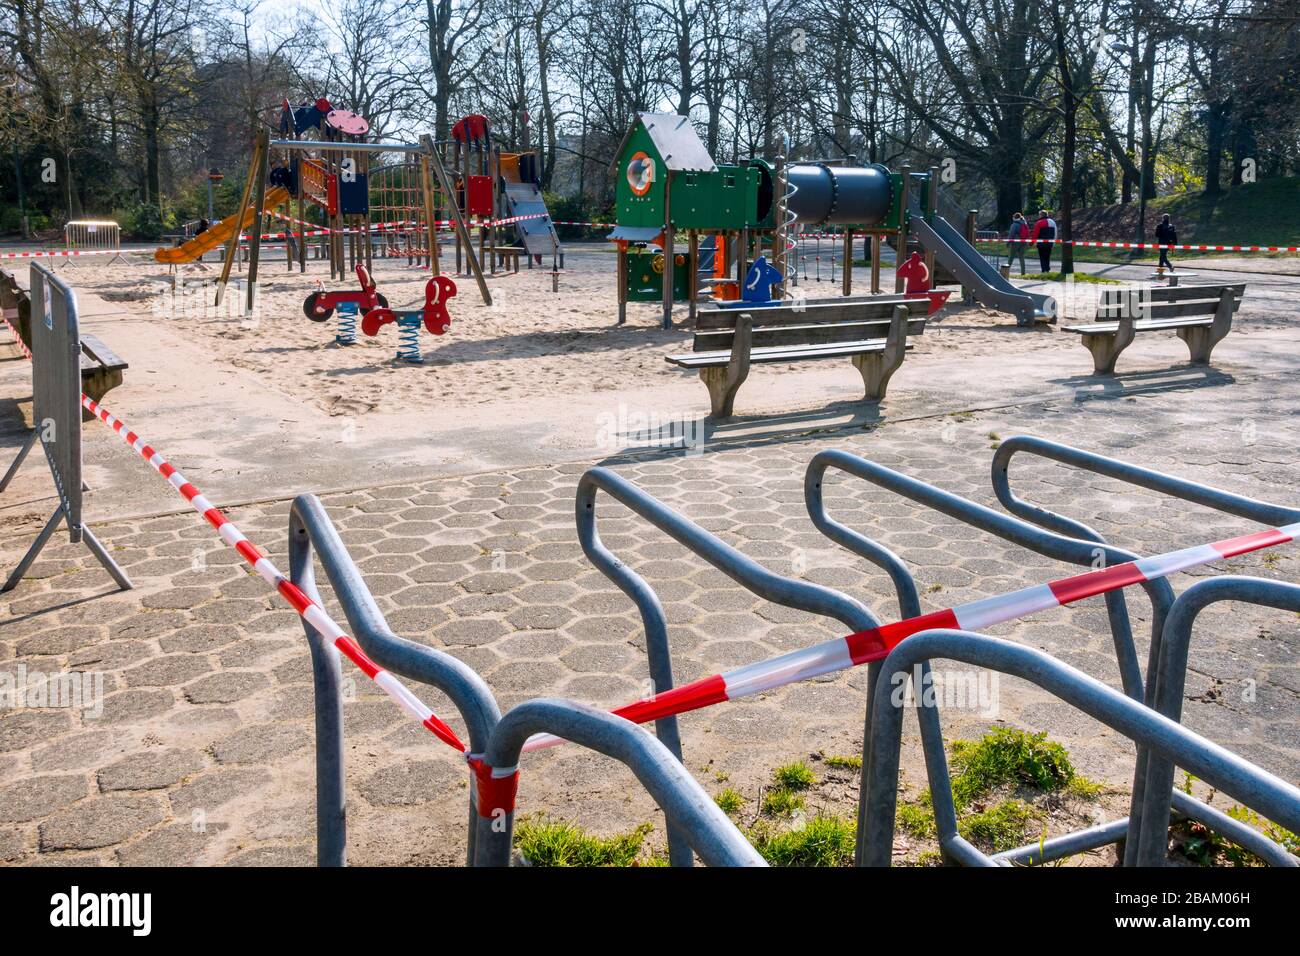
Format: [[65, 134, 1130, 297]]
[[480, 699, 765, 867], [289, 493, 763, 867], [576, 465, 890, 864], [990, 435, 1300, 860], [861, 630, 1300, 868], [805, 447, 1178, 858], [1138, 576, 1300, 867]]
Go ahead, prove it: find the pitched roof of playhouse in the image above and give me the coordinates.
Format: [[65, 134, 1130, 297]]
[[615, 113, 718, 173]]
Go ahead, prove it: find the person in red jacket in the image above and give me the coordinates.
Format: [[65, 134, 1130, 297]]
[[896, 251, 930, 293], [1029, 209, 1057, 273]]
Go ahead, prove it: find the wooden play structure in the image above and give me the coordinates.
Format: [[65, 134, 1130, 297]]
[[611, 113, 1055, 328], [187, 97, 492, 315]]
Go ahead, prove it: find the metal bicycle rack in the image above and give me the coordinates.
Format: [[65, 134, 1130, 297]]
[[806, 441, 1299, 865], [576, 466, 887, 865], [990, 436, 1300, 862], [287, 493, 761, 867], [860, 631, 1300, 867]]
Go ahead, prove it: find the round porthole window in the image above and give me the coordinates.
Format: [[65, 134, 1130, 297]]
[[627, 151, 655, 196]]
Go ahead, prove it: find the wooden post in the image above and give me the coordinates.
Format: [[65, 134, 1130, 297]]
[[895, 165, 911, 293], [215, 129, 264, 307], [842, 230, 852, 295], [870, 231, 882, 293], [420, 149, 440, 276], [924, 166, 939, 284], [688, 229, 699, 325], [616, 243, 628, 326], [661, 170, 673, 330], [964, 210, 978, 303], [245, 137, 270, 317]]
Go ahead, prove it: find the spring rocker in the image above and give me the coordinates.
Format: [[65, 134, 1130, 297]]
[[302, 263, 389, 321], [361, 275, 457, 363], [895, 251, 952, 315]]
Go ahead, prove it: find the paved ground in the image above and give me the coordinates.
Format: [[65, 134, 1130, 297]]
[[1, 373, 1297, 864]]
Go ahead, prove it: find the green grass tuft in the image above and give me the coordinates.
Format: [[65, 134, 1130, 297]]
[[823, 754, 862, 771], [513, 816, 653, 867], [751, 815, 856, 867], [1019, 271, 1121, 284], [772, 761, 817, 790], [959, 799, 1037, 852], [714, 788, 745, 813], [762, 787, 805, 816], [949, 727, 1080, 808]]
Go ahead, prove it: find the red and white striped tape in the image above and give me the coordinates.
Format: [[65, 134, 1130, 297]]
[[0, 249, 127, 260], [979, 237, 1300, 253], [2, 307, 466, 752], [522, 522, 1300, 751], [79, 394, 468, 753]]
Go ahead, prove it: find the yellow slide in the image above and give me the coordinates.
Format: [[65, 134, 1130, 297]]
[[154, 186, 292, 264]]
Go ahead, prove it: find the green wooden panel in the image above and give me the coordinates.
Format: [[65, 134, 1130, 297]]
[[615, 123, 666, 227]]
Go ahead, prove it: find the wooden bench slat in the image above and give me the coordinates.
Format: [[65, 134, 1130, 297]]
[[694, 318, 927, 350], [694, 299, 926, 329], [1099, 283, 1244, 305], [1063, 317, 1214, 334], [1096, 299, 1241, 321], [668, 338, 907, 368]]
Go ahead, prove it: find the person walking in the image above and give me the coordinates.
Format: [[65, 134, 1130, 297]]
[[1155, 214, 1177, 273], [1029, 209, 1057, 273], [1007, 212, 1028, 275]]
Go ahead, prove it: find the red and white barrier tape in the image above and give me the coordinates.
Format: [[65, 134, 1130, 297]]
[[0, 249, 128, 260], [523, 521, 1300, 751], [979, 237, 1300, 253], [1, 309, 466, 752], [80, 394, 469, 753]]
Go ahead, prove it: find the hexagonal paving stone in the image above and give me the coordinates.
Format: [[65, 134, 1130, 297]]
[[40, 795, 167, 850], [357, 759, 462, 807], [99, 748, 207, 791], [0, 775, 89, 823]]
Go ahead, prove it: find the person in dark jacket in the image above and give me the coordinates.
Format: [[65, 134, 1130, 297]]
[[1007, 212, 1028, 275], [1155, 214, 1176, 272], [1029, 209, 1057, 273]]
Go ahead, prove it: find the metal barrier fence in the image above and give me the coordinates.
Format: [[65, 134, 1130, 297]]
[[63, 220, 125, 264], [2, 264, 130, 592], [287, 493, 763, 867]]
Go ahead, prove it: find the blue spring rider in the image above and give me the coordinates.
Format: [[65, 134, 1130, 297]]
[[714, 255, 785, 309]]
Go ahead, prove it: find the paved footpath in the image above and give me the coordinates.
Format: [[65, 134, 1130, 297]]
[[1, 363, 1298, 864]]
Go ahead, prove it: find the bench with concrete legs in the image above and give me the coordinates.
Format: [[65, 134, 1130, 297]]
[[1062, 283, 1245, 374], [665, 297, 928, 417]]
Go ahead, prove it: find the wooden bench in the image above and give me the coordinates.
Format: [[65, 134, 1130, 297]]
[[0, 268, 129, 412], [666, 297, 928, 417], [1062, 283, 1245, 374]]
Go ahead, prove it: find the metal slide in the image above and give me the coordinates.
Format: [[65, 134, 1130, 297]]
[[154, 187, 292, 264], [502, 182, 561, 257], [908, 203, 1055, 325]]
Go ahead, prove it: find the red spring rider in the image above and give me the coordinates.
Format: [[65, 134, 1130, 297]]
[[362, 275, 457, 338], [303, 264, 388, 321], [896, 251, 952, 315]]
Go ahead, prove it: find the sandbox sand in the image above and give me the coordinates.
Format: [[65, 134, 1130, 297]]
[[53, 244, 1118, 420]]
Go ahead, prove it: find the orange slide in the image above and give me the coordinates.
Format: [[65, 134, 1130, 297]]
[[154, 186, 292, 264]]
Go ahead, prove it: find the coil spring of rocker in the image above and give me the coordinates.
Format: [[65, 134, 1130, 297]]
[[335, 303, 358, 345], [396, 314, 422, 363]]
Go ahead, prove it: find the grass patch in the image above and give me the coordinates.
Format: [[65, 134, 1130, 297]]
[[763, 788, 806, 816], [714, 787, 745, 813], [1170, 775, 1300, 866], [773, 761, 817, 790], [823, 754, 862, 771], [750, 815, 856, 867], [1019, 271, 1121, 284], [960, 799, 1037, 852], [894, 728, 1100, 858], [513, 815, 653, 867], [950, 727, 1080, 807]]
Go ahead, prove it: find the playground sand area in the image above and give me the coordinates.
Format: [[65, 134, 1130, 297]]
[[66, 246, 1096, 420]]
